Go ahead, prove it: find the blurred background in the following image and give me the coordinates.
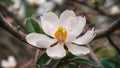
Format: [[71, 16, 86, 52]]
[[0, 0, 120, 68]]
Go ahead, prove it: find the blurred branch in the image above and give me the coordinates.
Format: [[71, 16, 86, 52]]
[[87, 45, 100, 64], [95, 19, 120, 39], [0, 41, 17, 54], [107, 35, 120, 55], [0, 14, 37, 68], [52, 60, 61, 68], [69, 0, 113, 18], [19, 58, 34, 68], [87, 45, 103, 68], [0, 4, 24, 27], [103, 1, 120, 10], [34, 49, 40, 63], [0, 14, 26, 42]]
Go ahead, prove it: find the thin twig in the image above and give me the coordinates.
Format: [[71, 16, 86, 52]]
[[87, 45, 104, 68], [103, 1, 120, 10], [0, 4, 24, 28], [35, 49, 40, 63], [69, 0, 113, 18], [107, 35, 120, 55], [0, 14, 26, 42], [87, 45, 100, 64], [95, 18, 120, 39], [19, 58, 34, 68], [52, 60, 61, 68]]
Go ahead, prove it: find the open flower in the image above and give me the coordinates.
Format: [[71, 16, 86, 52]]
[[26, 10, 95, 59]]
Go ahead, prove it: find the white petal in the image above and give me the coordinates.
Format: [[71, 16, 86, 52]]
[[41, 20, 54, 37], [1, 60, 10, 68], [63, 17, 77, 32], [43, 12, 59, 26], [26, 33, 56, 48], [64, 16, 86, 38], [46, 43, 66, 59], [36, 38, 56, 48], [41, 16, 57, 37], [8, 56, 17, 67], [66, 32, 76, 42], [66, 43, 90, 56], [77, 16, 86, 24], [59, 10, 76, 25], [75, 16, 86, 36], [72, 28, 95, 45]]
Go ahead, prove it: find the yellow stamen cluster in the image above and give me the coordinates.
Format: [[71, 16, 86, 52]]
[[55, 26, 68, 43]]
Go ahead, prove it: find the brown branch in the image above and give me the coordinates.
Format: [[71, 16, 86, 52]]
[[19, 58, 34, 68], [87, 45, 104, 68], [69, 0, 113, 18], [107, 35, 120, 55], [52, 60, 61, 68], [87, 45, 100, 65], [0, 4, 24, 28], [34, 49, 40, 63], [95, 18, 120, 39], [0, 14, 26, 42], [103, 1, 120, 10]]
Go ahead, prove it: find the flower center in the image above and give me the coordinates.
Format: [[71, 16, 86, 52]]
[[55, 26, 68, 43]]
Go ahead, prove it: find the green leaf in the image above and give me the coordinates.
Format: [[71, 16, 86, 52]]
[[36, 53, 52, 67], [25, 18, 44, 33], [72, 57, 99, 67], [69, 64, 78, 68], [100, 58, 120, 68], [65, 53, 76, 59]]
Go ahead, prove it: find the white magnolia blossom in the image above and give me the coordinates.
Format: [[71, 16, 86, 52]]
[[1, 56, 17, 68], [26, 10, 95, 59]]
